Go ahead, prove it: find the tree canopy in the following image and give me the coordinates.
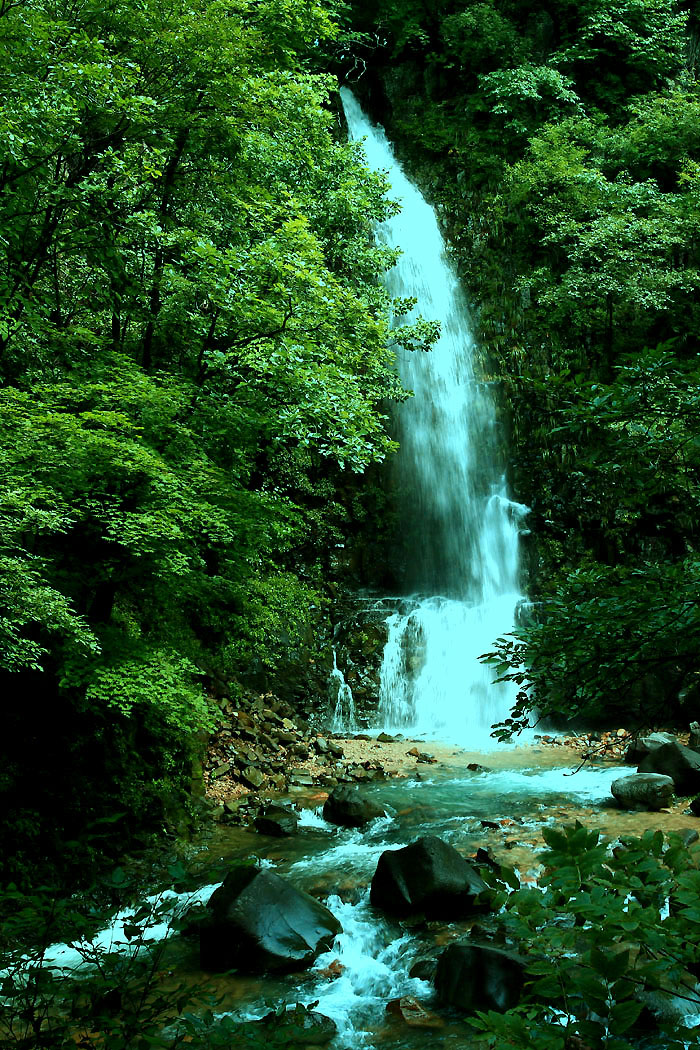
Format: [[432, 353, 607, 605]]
[[0, 0, 441, 881]]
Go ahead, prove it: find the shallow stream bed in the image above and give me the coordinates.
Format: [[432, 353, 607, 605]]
[[164, 751, 699, 1049]]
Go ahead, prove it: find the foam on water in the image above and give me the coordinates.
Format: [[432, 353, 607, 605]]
[[297, 806, 333, 830], [470, 764, 630, 801], [33, 883, 219, 975], [306, 893, 431, 1047]]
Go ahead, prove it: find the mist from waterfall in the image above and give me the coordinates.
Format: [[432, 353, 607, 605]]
[[341, 88, 528, 747]]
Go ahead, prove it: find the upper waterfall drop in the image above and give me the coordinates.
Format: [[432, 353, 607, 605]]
[[341, 88, 528, 747]]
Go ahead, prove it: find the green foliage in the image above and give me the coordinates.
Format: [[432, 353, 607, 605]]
[[441, 4, 522, 72], [0, 0, 438, 882], [0, 870, 320, 1049], [472, 823, 700, 1049], [479, 66, 581, 140]]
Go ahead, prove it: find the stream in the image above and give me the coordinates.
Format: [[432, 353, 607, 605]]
[[41, 754, 639, 1049], [185, 760, 632, 1048]]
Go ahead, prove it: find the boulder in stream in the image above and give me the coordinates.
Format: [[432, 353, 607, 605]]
[[322, 785, 386, 828], [199, 865, 341, 972], [254, 804, 300, 836], [370, 835, 488, 918], [624, 732, 677, 764], [434, 942, 526, 1013], [611, 773, 674, 811], [637, 741, 700, 795]]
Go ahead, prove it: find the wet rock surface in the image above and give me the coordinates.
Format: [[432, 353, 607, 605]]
[[638, 741, 700, 795], [434, 942, 526, 1013], [200, 865, 341, 973], [611, 773, 674, 811], [370, 834, 488, 918], [386, 996, 444, 1029], [254, 804, 300, 836], [322, 785, 386, 828]]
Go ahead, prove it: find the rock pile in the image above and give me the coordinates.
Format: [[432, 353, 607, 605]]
[[204, 690, 397, 818]]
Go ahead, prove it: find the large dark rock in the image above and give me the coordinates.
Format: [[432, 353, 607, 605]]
[[624, 732, 677, 764], [200, 865, 341, 973], [611, 773, 674, 811], [638, 742, 700, 795], [323, 785, 386, 828], [254, 804, 300, 837], [434, 942, 526, 1013], [370, 835, 488, 918]]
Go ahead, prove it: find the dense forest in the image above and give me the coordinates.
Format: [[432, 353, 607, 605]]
[[4, 0, 700, 1048], [0, 0, 441, 883], [2, 0, 700, 877]]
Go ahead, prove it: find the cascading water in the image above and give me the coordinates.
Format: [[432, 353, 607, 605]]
[[329, 649, 357, 734], [341, 89, 529, 747]]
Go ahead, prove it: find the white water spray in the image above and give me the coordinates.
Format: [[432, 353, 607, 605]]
[[341, 89, 528, 747], [329, 649, 357, 734]]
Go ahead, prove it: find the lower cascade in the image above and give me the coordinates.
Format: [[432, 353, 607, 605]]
[[329, 649, 357, 734], [341, 90, 528, 745]]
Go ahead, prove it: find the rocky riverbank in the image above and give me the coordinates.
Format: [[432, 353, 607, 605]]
[[202, 690, 700, 867], [191, 741, 700, 1050]]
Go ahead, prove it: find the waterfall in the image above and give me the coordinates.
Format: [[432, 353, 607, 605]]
[[341, 89, 528, 747], [329, 649, 357, 734]]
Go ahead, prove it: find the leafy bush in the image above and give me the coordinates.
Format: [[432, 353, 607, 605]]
[[474, 823, 700, 1049]]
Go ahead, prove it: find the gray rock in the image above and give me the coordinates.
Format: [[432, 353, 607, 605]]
[[625, 732, 677, 764], [611, 773, 674, 811], [241, 766, 265, 789], [290, 743, 310, 758], [323, 785, 386, 828], [289, 771, 314, 786], [370, 835, 488, 918], [254, 805, 300, 837], [434, 942, 526, 1013], [689, 722, 700, 753], [200, 866, 341, 972], [638, 742, 700, 795]]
